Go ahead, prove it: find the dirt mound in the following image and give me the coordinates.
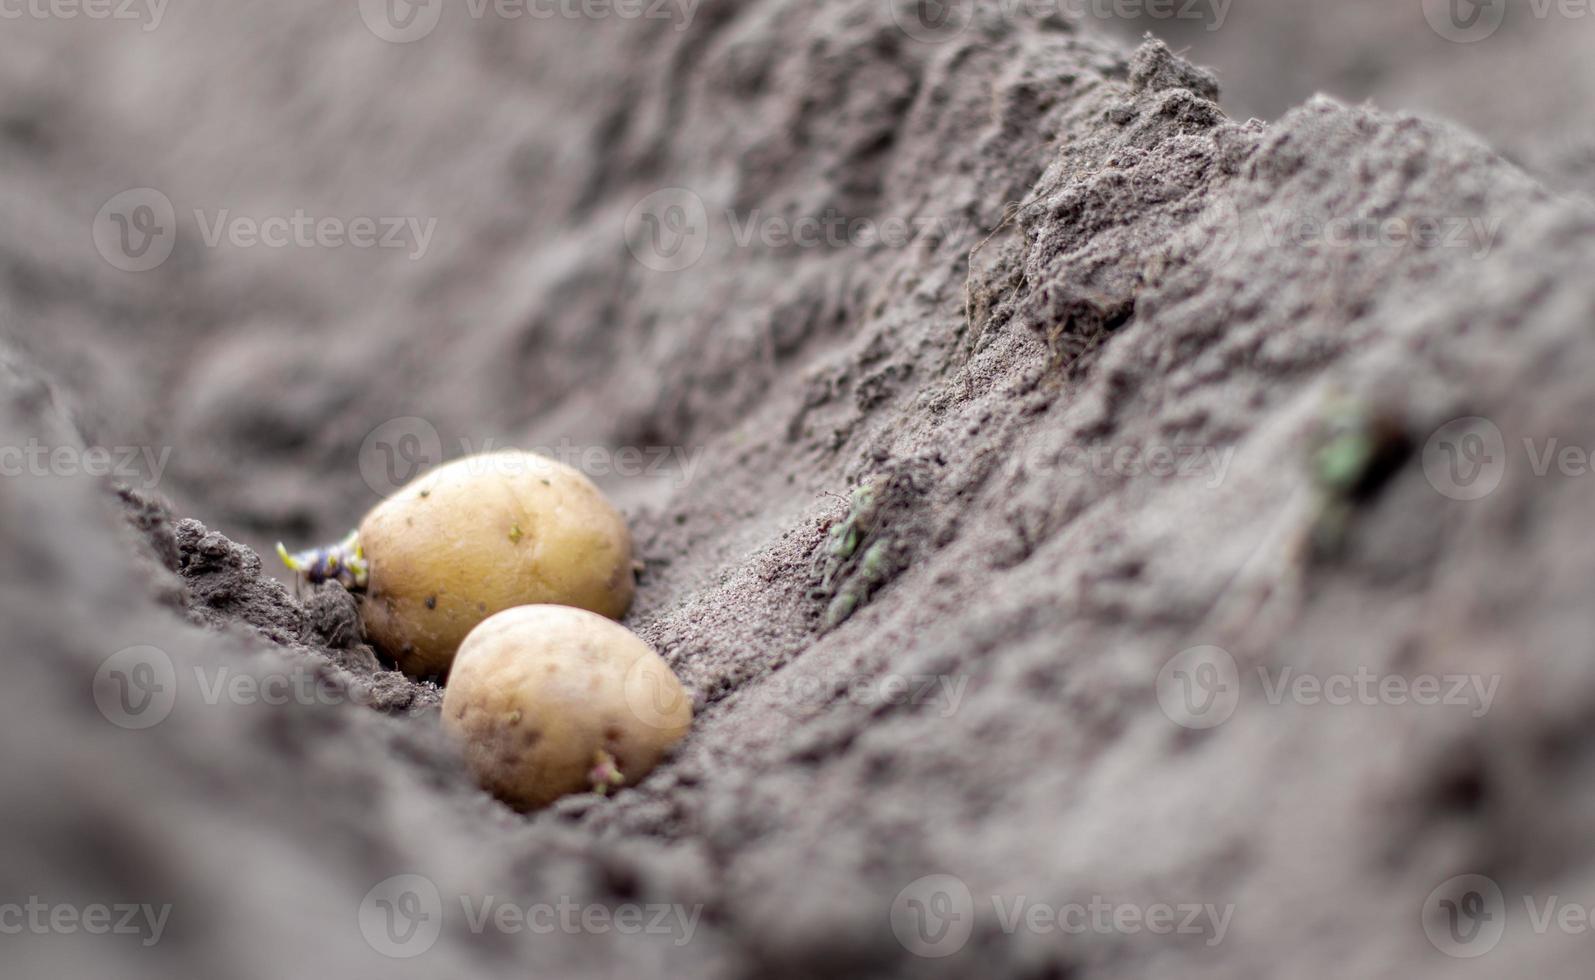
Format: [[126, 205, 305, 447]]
[[3, 4, 1595, 978]]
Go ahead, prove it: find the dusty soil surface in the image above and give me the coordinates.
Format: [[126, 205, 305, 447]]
[[3, 3, 1595, 977]]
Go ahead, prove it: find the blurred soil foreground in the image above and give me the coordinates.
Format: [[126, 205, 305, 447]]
[[3, 2, 1595, 977]]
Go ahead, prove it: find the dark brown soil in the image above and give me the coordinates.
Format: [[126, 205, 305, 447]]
[[3, 3, 1594, 977]]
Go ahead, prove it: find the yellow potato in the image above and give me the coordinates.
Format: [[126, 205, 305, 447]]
[[441, 605, 692, 810], [357, 450, 635, 679]]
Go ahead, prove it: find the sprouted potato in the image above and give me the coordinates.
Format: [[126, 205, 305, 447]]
[[278, 450, 634, 678], [441, 605, 692, 810]]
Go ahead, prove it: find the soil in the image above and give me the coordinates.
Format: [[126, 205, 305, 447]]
[[3, 3, 1595, 978]]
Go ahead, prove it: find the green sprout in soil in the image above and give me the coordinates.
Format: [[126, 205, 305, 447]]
[[812, 477, 903, 629], [1306, 396, 1411, 556]]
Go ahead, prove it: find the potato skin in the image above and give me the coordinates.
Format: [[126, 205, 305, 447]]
[[358, 450, 634, 679], [441, 605, 692, 810]]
